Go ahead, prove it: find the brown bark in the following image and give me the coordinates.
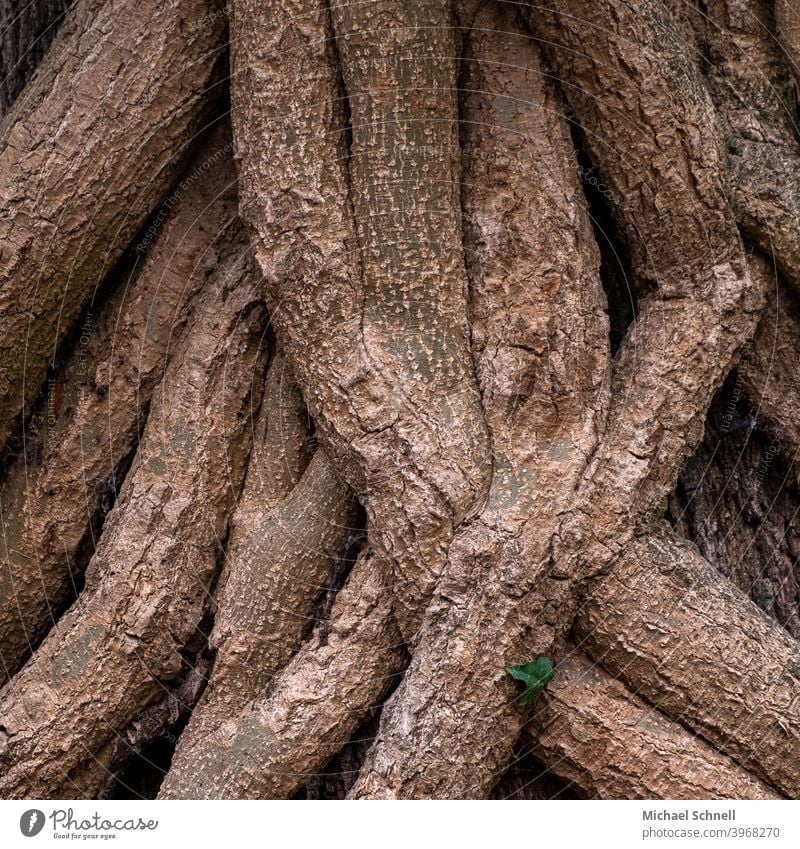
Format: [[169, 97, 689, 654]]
[[683, 0, 800, 292], [156, 519, 797, 801], [740, 278, 800, 479], [576, 526, 800, 797], [0, 0, 794, 803], [0, 125, 238, 681], [158, 552, 405, 799], [162, 378, 360, 787], [0, 0, 227, 450], [664, 259, 800, 640], [351, 0, 610, 798], [0, 227, 268, 799], [350, 0, 765, 798], [525, 652, 779, 800], [54, 641, 211, 799], [776, 0, 800, 93], [669, 386, 800, 641], [229, 0, 491, 641]]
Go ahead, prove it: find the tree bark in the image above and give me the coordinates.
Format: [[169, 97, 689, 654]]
[[576, 526, 800, 797], [525, 652, 778, 800], [163, 405, 360, 786], [350, 0, 766, 798], [229, 0, 492, 644], [0, 0, 227, 450], [0, 226, 268, 798], [0, 0, 796, 802], [683, 0, 800, 293], [158, 552, 405, 799], [0, 124, 238, 681]]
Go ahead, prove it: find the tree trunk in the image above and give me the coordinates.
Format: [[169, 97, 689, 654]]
[[1, 0, 799, 801]]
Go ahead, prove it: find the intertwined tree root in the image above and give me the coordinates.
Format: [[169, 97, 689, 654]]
[[1, 0, 799, 800]]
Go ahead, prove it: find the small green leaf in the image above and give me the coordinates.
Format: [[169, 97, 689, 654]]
[[506, 656, 554, 705]]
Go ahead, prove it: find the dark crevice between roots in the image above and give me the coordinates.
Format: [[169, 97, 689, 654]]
[[513, 9, 638, 351], [292, 712, 381, 800], [562, 111, 637, 354], [685, 1, 714, 79], [0, 258, 149, 672], [110, 498, 367, 799], [490, 750, 584, 800], [668, 379, 800, 639], [293, 521, 410, 800], [104, 531, 232, 800], [301, 507, 368, 647], [0, 0, 72, 116], [304, 412, 320, 455]]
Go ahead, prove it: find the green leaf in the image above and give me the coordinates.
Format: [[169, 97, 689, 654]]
[[506, 657, 554, 706]]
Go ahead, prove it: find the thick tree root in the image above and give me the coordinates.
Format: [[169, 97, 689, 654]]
[[0, 0, 227, 449], [154, 541, 791, 802], [158, 553, 405, 799], [0, 128, 239, 681], [54, 642, 211, 799], [0, 235, 268, 799], [351, 0, 610, 799], [776, 0, 800, 95], [739, 269, 800, 477], [682, 0, 800, 292], [229, 0, 491, 640], [0, 0, 788, 802], [576, 526, 800, 797], [524, 652, 779, 800], [350, 0, 765, 799], [163, 377, 359, 787]]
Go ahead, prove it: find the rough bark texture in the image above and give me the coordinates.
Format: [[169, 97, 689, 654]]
[[575, 526, 800, 797], [0, 0, 796, 802], [163, 373, 360, 787], [229, 0, 491, 642], [0, 125, 238, 682], [0, 0, 227, 450], [681, 0, 800, 293], [740, 280, 800, 481], [350, 0, 766, 799], [664, 264, 800, 641], [669, 378, 800, 640], [158, 553, 405, 799], [776, 0, 800, 94], [54, 620, 213, 799], [0, 225, 268, 799], [351, 0, 610, 798], [525, 652, 779, 800]]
